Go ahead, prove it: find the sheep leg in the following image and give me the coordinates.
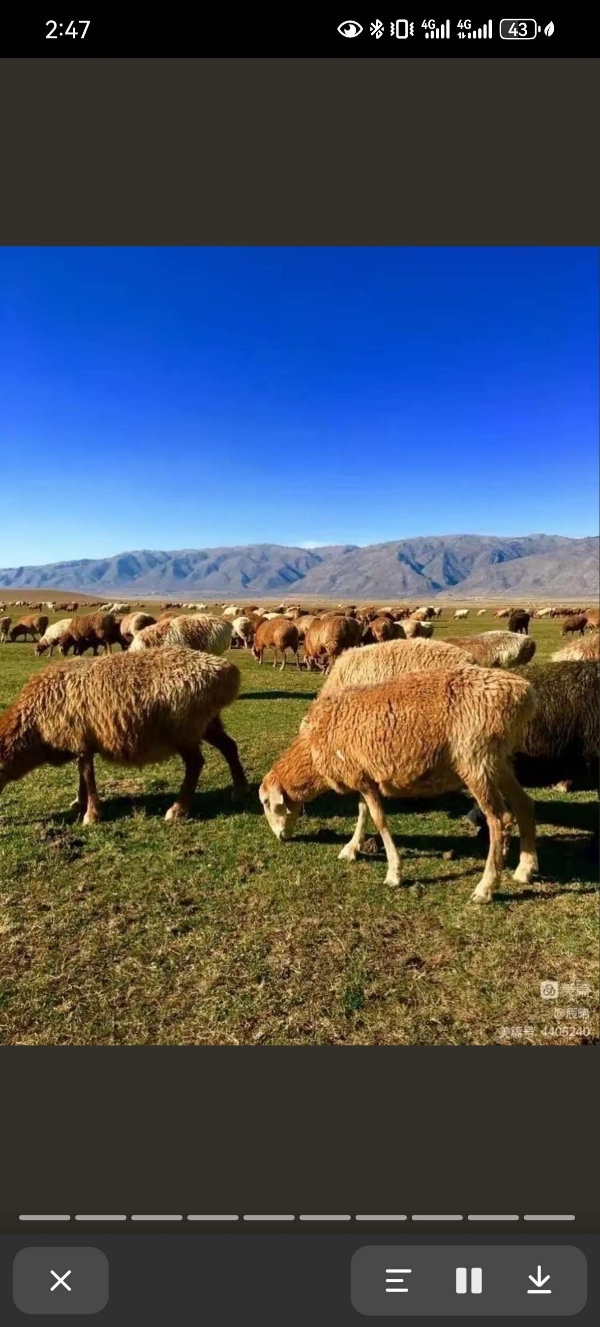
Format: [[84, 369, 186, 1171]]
[[273, 649, 278, 668], [165, 748, 204, 822], [280, 648, 286, 672], [497, 763, 538, 884], [360, 786, 401, 886], [70, 758, 90, 816], [338, 797, 369, 863], [464, 771, 506, 902], [80, 756, 102, 825], [204, 715, 249, 803], [295, 650, 301, 669]]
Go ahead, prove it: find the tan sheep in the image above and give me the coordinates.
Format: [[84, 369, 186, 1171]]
[[320, 638, 475, 699], [444, 630, 536, 668], [294, 615, 316, 641], [402, 618, 433, 639], [230, 615, 255, 649], [303, 615, 363, 672], [120, 611, 156, 644], [34, 618, 74, 657], [551, 635, 600, 662], [130, 614, 232, 656], [260, 667, 537, 902], [252, 617, 300, 670], [0, 647, 247, 823], [0, 616, 11, 644]]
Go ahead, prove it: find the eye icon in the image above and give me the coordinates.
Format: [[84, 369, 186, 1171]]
[[337, 20, 363, 37]]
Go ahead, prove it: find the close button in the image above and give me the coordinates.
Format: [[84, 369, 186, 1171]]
[[13, 1248, 108, 1315]]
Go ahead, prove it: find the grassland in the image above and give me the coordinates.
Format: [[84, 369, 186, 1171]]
[[0, 606, 597, 1046]]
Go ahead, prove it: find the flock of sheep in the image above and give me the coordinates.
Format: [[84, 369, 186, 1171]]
[[0, 594, 598, 906]]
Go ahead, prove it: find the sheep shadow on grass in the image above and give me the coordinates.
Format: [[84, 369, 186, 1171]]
[[45, 782, 266, 826], [240, 690, 318, 702]]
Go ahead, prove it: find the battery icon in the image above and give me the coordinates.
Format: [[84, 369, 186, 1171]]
[[499, 18, 538, 38], [390, 20, 415, 38]]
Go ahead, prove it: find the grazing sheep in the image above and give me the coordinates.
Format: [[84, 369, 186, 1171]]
[[444, 630, 536, 668], [402, 618, 433, 639], [552, 635, 600, 662], [294, 615, 316, 641], [508, 610, 530, 635], [362, 615, 396, 645], [252, 617, 300, 670], [130, 614, 232, 656], [584, 607, 599, 629], [119, 612, 157, 644], [535, 607, 554, 618], [303, 615, 362, 671], [320, 637, 475, 699], [59, 612, 125, 657], [260, 667, 537, 902], [109, 602, 130, 615], [0, 616, 11, 644], [453, 608, 469, 620], [35, 618, 73, 657], [64, 602, 79, 613], [494, 608, 511, 619], [0, 647, 247, 823], [231, 615, 255, 649], [9, 614, 49, 642], [561, 614, 587, 637], [466, 662, 599, 850], [222, 605, 240, 619], [477, 608, 487, 616]]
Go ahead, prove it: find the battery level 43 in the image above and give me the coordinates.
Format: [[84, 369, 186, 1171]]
[[499, 18, 539, 38]]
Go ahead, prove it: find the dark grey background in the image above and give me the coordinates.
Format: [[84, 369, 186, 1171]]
[[0, 55, 598, 1219], [1, 1235, 598, 1324]]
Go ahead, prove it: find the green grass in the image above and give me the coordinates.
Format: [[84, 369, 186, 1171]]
[[0, 607, 597, 1046]]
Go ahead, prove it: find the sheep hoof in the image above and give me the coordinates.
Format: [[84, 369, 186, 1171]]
[[385, 870, 402, 887], [82, 808, 101, 826], [165, 804, 187, 822], [513, 862, 536, 884], [470, 884, 494, 903], [338, 844, 358, 862]]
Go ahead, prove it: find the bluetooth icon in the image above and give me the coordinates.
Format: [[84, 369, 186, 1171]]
[[370, 19, 385, 38]]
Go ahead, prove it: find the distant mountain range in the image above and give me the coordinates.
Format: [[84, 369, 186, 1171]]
[[0, 535, 597, 599]]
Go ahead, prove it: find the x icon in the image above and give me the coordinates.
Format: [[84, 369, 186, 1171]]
[[50, 1269, 72, 1292]]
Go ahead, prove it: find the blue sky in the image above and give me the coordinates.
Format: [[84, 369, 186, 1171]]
[[0, 246, 597, 566]]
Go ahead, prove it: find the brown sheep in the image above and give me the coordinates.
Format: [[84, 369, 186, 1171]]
[[0, 616, 11, 644], [9, 614, 49, 642], [260, 667, 537, 902], [64, 602, 79, 613], [508, 610, 530, 635], [303, 615, 362, 671], [0, 647, 248, 823], [59, 612, 125, 657], [561, 615, 587, 637], [584, 607, 599, 629], [362, 615, 395, 645], [252, 617, 300, 670]]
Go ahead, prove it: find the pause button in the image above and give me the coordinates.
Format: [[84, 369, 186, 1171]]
[[456, 1266, 483, 1294]]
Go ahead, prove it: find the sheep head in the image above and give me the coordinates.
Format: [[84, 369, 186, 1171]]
[[259, 771, 300, 841]]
